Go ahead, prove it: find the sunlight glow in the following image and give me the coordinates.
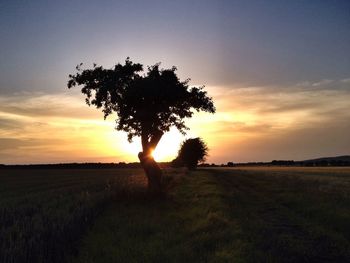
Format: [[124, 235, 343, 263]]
[[3, 82, 349, 165], [119, 128, 184, 162], [151, 129, 184, 161]]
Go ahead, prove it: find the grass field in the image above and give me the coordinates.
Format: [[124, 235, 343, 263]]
[[1, 167, 350, 262], [0, 168, 146, 263]]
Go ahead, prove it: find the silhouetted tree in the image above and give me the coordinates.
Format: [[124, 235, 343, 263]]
[[68, 58, 215, 195], [227, 162, 234, 167], [176, 137, 209, 170]]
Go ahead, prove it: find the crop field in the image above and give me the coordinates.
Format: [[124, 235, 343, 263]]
[[0, 168, 147, 263], [1, 167, 350, 262]]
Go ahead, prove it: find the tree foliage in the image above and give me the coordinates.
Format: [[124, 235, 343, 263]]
[[68, 58, 215, 143], [174, 137, 209, 170]]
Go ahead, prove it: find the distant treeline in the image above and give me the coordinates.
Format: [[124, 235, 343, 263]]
[[0, 162, 170, 169], [199, 156, 350, 167], [1, 156, 349, 169]]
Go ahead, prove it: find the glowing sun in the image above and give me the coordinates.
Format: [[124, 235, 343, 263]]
[[119, 128, 184, 162], [151, 129, 183, 161]]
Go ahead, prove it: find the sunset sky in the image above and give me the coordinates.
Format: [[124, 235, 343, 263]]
[[1, 0, 349, 164]]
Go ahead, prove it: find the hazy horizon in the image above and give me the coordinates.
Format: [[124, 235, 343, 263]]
[[1, 0, 349, 164]]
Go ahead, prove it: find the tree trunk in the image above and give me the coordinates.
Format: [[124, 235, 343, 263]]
[[138, 129, 164, 196], [138, 151, 163, 196]]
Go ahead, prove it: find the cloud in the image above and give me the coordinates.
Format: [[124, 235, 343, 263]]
[[0, 90, 102, 120], [206, 121, 274, 135], [191, 78, 350, 162], [230, 120, 350, 162], [296, 78, 350, 91], [0, 78, 349, 164], [213, 78, 350, 119], [0, 138, 34, 150], [0, 117, 25, 131], [0, 136, 67, 148], [0, 90, 131, 164]]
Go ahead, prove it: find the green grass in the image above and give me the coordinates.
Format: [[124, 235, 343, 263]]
[[0, 168, 146, 263], [1, 167, 350, 262], [74, 167, 350, 263]]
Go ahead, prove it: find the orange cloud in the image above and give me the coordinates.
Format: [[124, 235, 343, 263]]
[[0, 78, 349, 164]]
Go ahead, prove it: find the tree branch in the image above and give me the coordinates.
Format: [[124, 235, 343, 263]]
[[141, 131, 149, 153], [149, 130, 164, 150]]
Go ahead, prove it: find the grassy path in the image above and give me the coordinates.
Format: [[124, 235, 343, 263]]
[[213, 168, 350, 262], [74, 168, 350, 263]]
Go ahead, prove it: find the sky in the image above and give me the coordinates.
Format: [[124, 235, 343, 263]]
[[0, 0, 349, 164]]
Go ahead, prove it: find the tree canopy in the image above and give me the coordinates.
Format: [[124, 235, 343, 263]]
[[68, 58, 215, 144], [174, 137, 209, 170]]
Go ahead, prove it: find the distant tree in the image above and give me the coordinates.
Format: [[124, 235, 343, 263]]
[[227, 162, 234, 167], [68, 58, 215, 195], [176, 137, 209, 170]]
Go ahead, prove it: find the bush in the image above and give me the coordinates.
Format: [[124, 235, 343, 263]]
[[174, 137, 208, 170]]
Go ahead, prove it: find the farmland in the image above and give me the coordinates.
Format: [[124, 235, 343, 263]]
[[0, 168, 147, 263], [1, 167, 350, 262]]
